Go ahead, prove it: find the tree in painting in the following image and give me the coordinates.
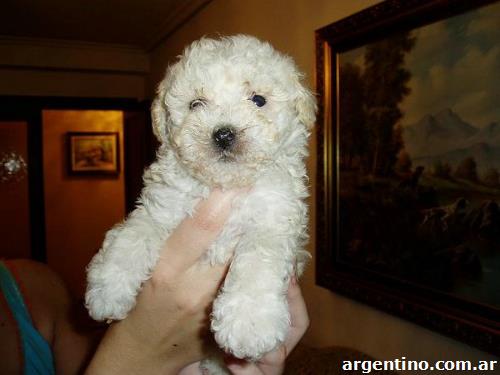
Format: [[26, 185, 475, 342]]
[[361, 32, 416, 176], [454, 157, 479, 182], [395, 150, 412, 174], [483, 168, 500, 188], [339, 63, 366, 170], [431, 160, 452, 179]]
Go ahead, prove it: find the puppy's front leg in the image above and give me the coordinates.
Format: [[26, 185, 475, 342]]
[[85, 210, 162, 321], [211, 233, 295, 360]]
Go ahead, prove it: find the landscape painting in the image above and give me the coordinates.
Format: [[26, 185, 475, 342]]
[[68, 132, 120, 175], [337, 0, 500, 310]]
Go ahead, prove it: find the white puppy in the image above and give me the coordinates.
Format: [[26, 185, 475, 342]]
[[85, 35, 316, 365]]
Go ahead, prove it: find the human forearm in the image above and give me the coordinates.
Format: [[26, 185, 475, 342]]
[[85, 317, 189, 375]]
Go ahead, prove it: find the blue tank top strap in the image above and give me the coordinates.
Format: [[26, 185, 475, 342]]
[[0, 261, 56, 375]]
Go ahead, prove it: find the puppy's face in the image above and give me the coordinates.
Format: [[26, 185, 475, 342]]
[[152, 36, 316, 188]]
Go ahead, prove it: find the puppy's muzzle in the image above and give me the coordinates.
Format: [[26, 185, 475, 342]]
[[213, 126, 236, 151]]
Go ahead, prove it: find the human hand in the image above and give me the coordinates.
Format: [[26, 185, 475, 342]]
[[224, 276, 309, 375], [85, 189, 242, 374]]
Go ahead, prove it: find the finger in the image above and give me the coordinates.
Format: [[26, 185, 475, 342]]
[[156, 189, 241, 274], [226, 359, 264, 375], [283, 278, 309, 355], [178, 361, 203, 375], [255, 345, 287, 375]]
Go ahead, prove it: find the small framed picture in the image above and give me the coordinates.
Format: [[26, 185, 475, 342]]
[[67, 132, 120, 175]]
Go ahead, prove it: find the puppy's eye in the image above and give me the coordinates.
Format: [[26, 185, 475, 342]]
[[189, 99, 206, 110], [250, 94, 266, 107]]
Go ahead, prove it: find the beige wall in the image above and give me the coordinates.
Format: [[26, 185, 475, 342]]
[[42, 110, 125, 298], [148, 0, 498, 369]]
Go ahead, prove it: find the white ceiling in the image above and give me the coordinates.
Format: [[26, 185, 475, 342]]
[[0, 0, 211, 50]]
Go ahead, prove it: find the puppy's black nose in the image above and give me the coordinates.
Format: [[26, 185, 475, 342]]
[[213, 126, 236, 150]]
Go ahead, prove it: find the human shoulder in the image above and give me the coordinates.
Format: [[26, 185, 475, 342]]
[[6, 259, 69, 305], [4, 259, 71, 343]]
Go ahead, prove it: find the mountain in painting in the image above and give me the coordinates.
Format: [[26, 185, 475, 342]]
[[468, 122, 500, 145], [403, 109, 500, 173], [403, 108, 478, 157], [413, 142, 500, 173]]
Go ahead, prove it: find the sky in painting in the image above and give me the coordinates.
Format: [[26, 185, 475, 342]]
[[340, 1, 500, 128]]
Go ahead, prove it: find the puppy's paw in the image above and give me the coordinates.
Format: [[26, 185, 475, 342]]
[[85, 262, 138, 321], [211, 292, 290, 360], [85, 284, 136, 321]]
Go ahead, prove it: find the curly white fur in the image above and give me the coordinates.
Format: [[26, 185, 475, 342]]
[[85, 35, 316, 371]]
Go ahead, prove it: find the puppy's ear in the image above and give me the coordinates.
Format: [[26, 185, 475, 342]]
[[294, 80, 317, 130], [151, 81, 169, 143]]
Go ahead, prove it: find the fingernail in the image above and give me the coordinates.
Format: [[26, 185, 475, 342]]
[[291, 276, 297, 285]]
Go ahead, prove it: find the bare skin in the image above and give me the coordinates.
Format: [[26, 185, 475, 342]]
[[0, 259, 100, 375]]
